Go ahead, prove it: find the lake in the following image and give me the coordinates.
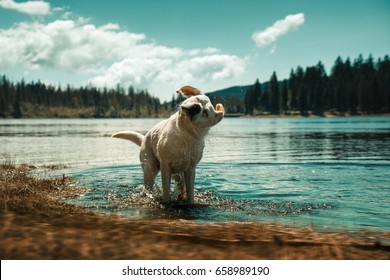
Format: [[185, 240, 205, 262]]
[[1, 117, 389, 232]]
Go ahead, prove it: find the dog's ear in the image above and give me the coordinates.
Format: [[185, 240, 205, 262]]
[[180, 102, 202, 120], [176, 85, 202, 98]]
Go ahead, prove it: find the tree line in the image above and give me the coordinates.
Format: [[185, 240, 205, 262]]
[[0, 78, 168, 118], [0, 54, 389, 118], [241, 54, 390, 116]]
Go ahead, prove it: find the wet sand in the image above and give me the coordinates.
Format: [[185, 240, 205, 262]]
[[0, 165, 389, 260]]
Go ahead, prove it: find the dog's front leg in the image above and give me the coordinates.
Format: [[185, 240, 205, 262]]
[[184, 169, 195, 204], [160, 163, 172, 202]]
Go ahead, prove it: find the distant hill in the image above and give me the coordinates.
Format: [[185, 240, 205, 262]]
[[206, 85, 250, 101], [206, 82, 277, 101]]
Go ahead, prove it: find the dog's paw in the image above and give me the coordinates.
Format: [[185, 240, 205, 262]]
[[177, 193, 187, 202]]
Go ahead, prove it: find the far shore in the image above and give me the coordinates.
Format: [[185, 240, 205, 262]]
[[227, 112, 390, 118], [1, 112, 389, 120], [0, 163, 389, 260]]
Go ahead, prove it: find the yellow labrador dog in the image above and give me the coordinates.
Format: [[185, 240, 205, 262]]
[[112, 86, 224, 203]]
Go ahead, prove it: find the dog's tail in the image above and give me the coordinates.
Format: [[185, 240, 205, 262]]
[[112, 131, 144, 146]]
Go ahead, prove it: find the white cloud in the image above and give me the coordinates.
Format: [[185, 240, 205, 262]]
[[88, 50, 245, 92], [0, 0, 51, 16], [178, 54, 245, 81], [252, 13, 305, 47], [0, 17, 246, 97], [0, 19, 146, 72]]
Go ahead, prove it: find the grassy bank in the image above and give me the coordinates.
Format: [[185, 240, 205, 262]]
[[0, 164, 389, 260]]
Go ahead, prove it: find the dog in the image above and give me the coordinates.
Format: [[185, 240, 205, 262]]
[[112, 85, 224, 204]]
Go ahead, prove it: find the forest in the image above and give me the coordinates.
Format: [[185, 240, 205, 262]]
[[239, 54, 390, 116], [0, 79, 167, 118], [0, 54, 389, 118]]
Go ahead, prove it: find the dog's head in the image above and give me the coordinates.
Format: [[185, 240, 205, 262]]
[[176, 85, 224, 128]]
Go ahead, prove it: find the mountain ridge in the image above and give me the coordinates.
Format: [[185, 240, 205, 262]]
[[205, 85, 250, 101], [205, 81, 278, 101]]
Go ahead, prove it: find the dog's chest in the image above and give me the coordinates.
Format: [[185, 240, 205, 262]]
[[173, 142, 204, 172], [157, 136, 204, 172]]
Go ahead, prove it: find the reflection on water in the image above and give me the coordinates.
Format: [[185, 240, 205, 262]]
[[1, 117, 389, 231]]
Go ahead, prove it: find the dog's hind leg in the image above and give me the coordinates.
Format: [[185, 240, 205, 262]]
[[140, 146, 159, 191], [142, 159, 158, 191], [173, 173, 186, 201]]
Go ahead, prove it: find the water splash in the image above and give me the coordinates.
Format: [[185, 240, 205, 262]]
[[71, 174, 335, 224]]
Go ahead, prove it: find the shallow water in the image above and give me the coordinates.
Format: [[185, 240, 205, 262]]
[[1, 117, 389, 231]]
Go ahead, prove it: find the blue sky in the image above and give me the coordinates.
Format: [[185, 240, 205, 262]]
[[0, 0, 389, 101]]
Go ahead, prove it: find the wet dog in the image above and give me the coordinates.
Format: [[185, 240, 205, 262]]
[[112, 86, 224, 203]]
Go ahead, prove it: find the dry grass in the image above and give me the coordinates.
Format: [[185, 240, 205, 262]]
[[0, 163, 90, 216], [0, 164, 389, 260]]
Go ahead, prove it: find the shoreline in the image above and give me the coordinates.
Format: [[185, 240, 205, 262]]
[[0, 112, 389, 120], [228, 112, 390, 118], [1, 164, 389, 260]]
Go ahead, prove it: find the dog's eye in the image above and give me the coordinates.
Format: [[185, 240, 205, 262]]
[[182, 103, 202, 119]]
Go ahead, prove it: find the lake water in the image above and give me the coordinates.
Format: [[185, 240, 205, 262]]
[[1, 117, 389, 232]]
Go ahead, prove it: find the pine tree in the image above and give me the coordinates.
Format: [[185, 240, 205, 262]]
[[12, 93, 22, 118], [288, 69, 297, 111], [170, 94, 177, 111], [244, 79, 261, 115], [269, 72, 279, 114], [280, 80, 288, 113], [376, 55, 390, 111], [295, 66, 307, 114]]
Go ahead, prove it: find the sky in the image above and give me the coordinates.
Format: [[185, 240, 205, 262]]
[[0, 0, 389, 101]]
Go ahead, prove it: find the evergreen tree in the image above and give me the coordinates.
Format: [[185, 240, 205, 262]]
[[295, 66, 307, 114], [354, 54, 376, 112], [12, 93, 22, 118], [269, 72, 279, 114], [288, 69, 298, 111], [304, 61, 327, 115], [329, 56, 345, 112], [260, 83, 270, 112], [170, 94, 177, 111], [244, 79, 261, 115], [376, 55, 390, 111], [280, 80, 288, 113]]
